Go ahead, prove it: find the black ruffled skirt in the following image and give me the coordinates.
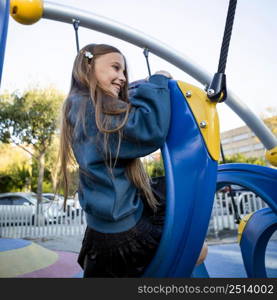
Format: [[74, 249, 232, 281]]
[[77, 176, 166, 278]]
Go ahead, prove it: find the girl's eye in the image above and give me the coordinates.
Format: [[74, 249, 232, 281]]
[[113, 65, 120, 71]]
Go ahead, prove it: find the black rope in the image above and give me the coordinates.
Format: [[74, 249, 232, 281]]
[[72, 18, 80, 53], [207, 0, 237, 102], [220, 142, 241, 224], [217, 0, 237, 74], [143, 48, 152, 77]]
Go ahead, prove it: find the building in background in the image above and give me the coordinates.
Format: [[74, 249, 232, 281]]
[[141, 116, 276, 164], [221, 116, 276, 159]]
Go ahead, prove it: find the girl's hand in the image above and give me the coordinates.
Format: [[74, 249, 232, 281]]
[[154, 70, 173, 79]]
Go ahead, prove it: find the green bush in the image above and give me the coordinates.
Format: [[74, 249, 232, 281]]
[[0, 163, 31, 192], [220, 153, 267, 166], [144, 159, 165, 178]]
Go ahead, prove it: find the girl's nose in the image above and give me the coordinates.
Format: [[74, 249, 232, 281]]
[[119, 72, 126, 84]]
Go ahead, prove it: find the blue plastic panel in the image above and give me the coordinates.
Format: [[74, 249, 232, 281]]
[[143, 80, 217, 277], [217, 164, 277, 214], [217, 163, 277, 278], [191, 263, 209, 278], [0, 0, 9, 86], [240, 208, 277, 278]]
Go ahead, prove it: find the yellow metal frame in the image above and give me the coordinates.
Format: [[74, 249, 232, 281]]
[[10, 0, 43, 25], [265, 146, 277, 167], [177, 81, 220, 161], [237, 213, 253, 243]]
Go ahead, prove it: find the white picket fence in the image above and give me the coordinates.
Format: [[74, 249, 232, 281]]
[[208, 191, 268, 238], [0, 192, 268, 239], [0, 204, 86, 238]]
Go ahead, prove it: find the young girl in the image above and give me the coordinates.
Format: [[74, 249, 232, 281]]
[[59, 43, 206, 277]]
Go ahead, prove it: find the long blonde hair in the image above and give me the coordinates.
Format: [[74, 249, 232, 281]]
[[58, 44, 159, 211]]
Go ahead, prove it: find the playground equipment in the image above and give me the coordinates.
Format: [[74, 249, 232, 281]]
[[1, 0, 276, 277]]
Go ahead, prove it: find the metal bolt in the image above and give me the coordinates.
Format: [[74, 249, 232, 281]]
[[199, 121, 207, 128], [207, 89, 215, 96], [185, 91, 192, 98]]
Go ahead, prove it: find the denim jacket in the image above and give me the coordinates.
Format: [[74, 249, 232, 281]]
[[68, 74, 171, 233]]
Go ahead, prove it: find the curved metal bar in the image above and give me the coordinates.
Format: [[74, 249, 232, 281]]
[[43, 1, 277, 150]]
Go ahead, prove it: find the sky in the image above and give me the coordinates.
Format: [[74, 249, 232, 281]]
[[1, 0, 277, 132]]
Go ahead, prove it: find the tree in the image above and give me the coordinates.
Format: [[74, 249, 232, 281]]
[[142, 152, 165, 178], [147, 159, 165, 177], [219, 153, 267, 166], [0, 143, 32, 192], [0, 143, 30, 172], [0, 87, 65, 203], [0, 163, 31, 192], [44, 133, 60, 192]]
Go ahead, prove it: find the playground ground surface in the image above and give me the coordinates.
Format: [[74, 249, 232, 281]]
[[3, 230, 274, 278]]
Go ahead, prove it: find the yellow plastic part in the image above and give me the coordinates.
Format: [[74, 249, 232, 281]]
[[265, 146, 277, 167], [10, 0, 43, 25], [177, 81, 220, 161], [237, 213, 253, 243]]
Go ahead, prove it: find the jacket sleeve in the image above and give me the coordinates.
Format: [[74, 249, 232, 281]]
[[114, 74, 171, 159]]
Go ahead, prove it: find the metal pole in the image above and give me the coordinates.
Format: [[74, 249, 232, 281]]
[[43, 1, 276, 150]]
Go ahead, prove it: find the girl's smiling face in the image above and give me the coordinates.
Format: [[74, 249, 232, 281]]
[[94, 52, 126, 98]]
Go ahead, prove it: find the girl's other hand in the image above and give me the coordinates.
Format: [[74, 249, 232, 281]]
[[154, 70, 173, 79]]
